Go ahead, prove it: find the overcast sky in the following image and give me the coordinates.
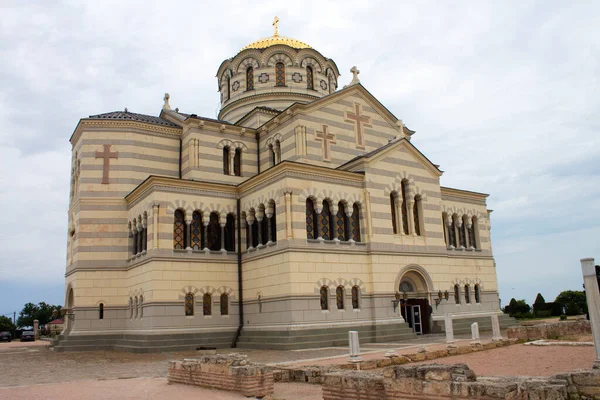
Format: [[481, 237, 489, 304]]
[[1, 0, 599, 317]]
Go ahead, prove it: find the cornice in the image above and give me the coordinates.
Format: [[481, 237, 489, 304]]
[[219, 91, 319, 120], [441, 186, 489, 204], [70, 119, 182, 146]]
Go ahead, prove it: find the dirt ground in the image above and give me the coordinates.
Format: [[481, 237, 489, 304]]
[[416, 343, 595, 376]]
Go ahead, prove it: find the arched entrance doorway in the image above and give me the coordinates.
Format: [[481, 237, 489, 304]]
[[396, 265, 433, 334]]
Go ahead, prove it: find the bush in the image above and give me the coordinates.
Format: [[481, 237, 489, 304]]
[[513, 312, 535, 320], [559, 314, 567, 321], [533, 310, 551, 318]]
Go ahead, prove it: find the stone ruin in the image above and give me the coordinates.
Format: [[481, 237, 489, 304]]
[[322, 363, 600, 400], [167, 353, 274, 398]]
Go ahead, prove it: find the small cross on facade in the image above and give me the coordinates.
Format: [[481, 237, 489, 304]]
[[315, 125, 336, 161], [345, 103, 372, 148], [95, 144, 118, 184]]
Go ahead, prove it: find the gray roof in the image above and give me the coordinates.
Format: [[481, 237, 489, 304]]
[[89, 111, 179, 127]]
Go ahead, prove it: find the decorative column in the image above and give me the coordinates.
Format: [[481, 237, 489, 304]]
[[465, 216, 472, 249], [185, 213, 192, 250], [202, 218, 209, 251], [580, 258, 600, 368], [220, 219, 226, 252], [315, 204, 323, 240], [363, 189, 373, 239], [396, 197, 404, 235], [152, 204, 159, 250], [284, 191, 293, 240], [136, 218, 142, 256], [275, 142, 281, 164], [128, 223, 134, 258], [256, 210, 264, 246], [229, 148, 236, 176], [446, 215, 455, 249], [456, 216, 464, 249], [142, 215, 147, 253], [406, 198, 415, 236], [265, 205, 273, 244], [246, 215, 255, 250]]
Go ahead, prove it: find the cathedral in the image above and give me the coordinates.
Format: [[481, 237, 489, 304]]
[[55, 19, 512, 352]]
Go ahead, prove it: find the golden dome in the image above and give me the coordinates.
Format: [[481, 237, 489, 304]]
[[240, 17, 311, 51]]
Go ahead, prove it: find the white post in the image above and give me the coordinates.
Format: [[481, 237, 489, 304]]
[[348, 331, 362, 363], [470, 322, 480, 345], [491, 314, 502, 341], [33, 319, 39, 340], [444, 313, 455, 345], [580, 258, 600, 369]]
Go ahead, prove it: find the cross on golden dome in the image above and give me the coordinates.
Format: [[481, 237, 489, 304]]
[[240, 17, 311, 51]]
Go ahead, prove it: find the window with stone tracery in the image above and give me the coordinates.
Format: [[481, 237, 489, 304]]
[[246, 67, 254, 91], [306, 199, 317, 239], [173, 209, 186, 249], [320, 201, 333, 240], [400, 180, 409, 234], [191, 211, 203, 250], [203, 293, 212, 316], [223, 146, 230, 175], [275, 62, 285, 86], [320, 286, 329, 310], [351, 286, 360, 309], [351, 203, 361, 242], [464, 285, 471, 304], [336, 286, 344, 310], [459, 217, 467, 248], [336, 201, 349, 241], [185, 293, 194, 316], [449, 216, 457, 248], [207, 212, 221, 251], [306, 66, 314, 90]]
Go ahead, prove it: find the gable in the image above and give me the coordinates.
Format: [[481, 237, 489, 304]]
[[277, 85, 410, 168]]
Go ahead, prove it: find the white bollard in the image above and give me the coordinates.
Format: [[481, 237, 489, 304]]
[[444, 313, 455, 345], [491, 314, 502, 341], [580, 258, 600, 369], [470, 322, 480, 345], [348, 331, 362, 363]]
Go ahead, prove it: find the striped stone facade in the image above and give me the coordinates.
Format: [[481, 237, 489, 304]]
[[58, 39, 505, 352]]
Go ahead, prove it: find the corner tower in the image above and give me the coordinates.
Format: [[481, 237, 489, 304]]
[[216, 17, 340, 125]]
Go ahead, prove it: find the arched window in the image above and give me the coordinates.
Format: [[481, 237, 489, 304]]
[[400, 280, 414, 293], [223, 146, 230, 175], [191, 211, 203, 250], [251, 215, 259, 248], [469, 217, 478, 249], [449, 215, 457, 248], [442, 213, 448, 245], [306, 66, 314, 90], [275, 62, 285, 86], [185, 292, 194, 316], [220, 293, 229, 315], [225, 213, 235, 252], [246, 66, 254, 91], [234, 148, 242, 176], [207, 212, 221, 251], [336, 286, 344, 310], [459, 216, 467, 248], [390, 193, 398, 234], [203, 293, 212, 316], [134, 297, 138, 318], [269, 144, 275, 167], [320, 286, 329, 310], [269, 203, 277, 243], [173, 209, 186, 249], [400, 180, 409, 234], [320, 201, 333, 240], [336, 201, 349, 241], [129, 298, 134, 318], [226, 76, 231, 100], [351, 286, 360, 309], [351, 203, 361, 242], [474, 284, 481, 304], [464, 285, 471, 304], [306, 199, 318, 239], [454, 285, 460, 304], [413, 195, 421, 236], [328, 74, 335, 94], [139, 295, 143, 318], [98, 303, 104, 320]]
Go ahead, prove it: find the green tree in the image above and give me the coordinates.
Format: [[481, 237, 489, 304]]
[[555, 291, 587, 315], [0, 316, 16, 331], [534, 293, 546, 305], [17, 302, 62, 328]]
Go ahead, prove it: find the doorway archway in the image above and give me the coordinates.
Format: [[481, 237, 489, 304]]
[[395, 265, 433, 334]]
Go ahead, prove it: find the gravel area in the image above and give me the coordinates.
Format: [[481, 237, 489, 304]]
[[416, 343, 595, 376]]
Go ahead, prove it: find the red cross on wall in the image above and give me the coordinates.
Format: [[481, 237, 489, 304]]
[[315, 125, 336, 161], [345, 103, 372, 149], [95, 144, 118, 184]]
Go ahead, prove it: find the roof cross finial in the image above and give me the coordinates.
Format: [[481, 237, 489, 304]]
[[273, 16, 280, 37], [344, 66, 361, 88]]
